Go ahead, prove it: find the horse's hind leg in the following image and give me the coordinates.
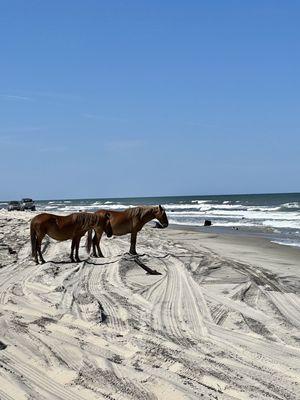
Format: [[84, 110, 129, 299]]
[[37, 235, 46, 264], [70, 239, 76, 262], [31, 225, 39, 264], [33, 235, 39, 264], [34, 245, 39, 264], [75, 236, 81, 262]]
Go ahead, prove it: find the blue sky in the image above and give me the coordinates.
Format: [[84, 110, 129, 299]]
[[0, 1, 299, 199]]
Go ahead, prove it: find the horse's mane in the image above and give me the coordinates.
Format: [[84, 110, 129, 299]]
[[126, 206, 155, 220], [73, 212, 100, 230]]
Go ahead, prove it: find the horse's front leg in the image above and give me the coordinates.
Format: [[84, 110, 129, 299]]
[[70, 239, 76, 262], [96, 231, 104, 257], [34, 251, 39, 265], [129, 232, 138, 255], [92, 232, 98, 257]]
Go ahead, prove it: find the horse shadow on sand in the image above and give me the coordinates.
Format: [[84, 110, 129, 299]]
[[48, 253, 164, 276], [87, 253, 163, 275]]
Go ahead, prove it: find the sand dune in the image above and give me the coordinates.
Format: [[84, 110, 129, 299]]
[[0, 210, 299, 399]]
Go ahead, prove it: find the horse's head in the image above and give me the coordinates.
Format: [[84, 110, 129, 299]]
[[103, 212, 113, 237], [153, 205, 169, 228]]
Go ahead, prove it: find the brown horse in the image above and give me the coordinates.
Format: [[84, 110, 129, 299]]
[[30, 212, 112, 264], [87, 205, 169, 257]]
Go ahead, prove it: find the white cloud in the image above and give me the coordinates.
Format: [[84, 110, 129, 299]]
[[0, 94, 33, 101]]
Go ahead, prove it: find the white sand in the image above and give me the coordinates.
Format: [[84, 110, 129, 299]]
[[0, 210, 299, 399]]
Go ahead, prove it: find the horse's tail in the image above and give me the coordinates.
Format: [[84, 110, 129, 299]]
[[30, 222, 37, 258], [86, 229, 93, 254]]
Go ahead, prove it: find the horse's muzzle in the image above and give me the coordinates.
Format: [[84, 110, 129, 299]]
[[158, 221, 168, 228], [105, 220, 113, 238], [106, 231, 113, 238]]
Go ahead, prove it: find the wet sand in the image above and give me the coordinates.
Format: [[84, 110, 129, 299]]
[[0, 210, 299, 399]]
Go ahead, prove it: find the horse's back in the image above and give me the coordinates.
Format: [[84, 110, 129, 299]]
[[31, 213, 56, 225], [32, 213, 81, 240], [31, 213, 71, 232]]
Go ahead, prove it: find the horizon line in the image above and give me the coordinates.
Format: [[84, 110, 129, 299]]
[[1, 191, 300, 203]]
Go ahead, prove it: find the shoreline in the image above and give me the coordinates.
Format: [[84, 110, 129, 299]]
[[169, 221, 300, 249]]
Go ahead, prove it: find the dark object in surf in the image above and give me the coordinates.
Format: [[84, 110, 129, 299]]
[[0, 341, 7, 350], [204, 220, 212, 226]]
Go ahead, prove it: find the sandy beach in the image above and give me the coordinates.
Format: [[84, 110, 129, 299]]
[[0, 210, 299, 400]]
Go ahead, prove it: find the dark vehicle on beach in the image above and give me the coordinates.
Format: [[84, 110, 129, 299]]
[[8, 201, 22, 211], [21, 198, 36, 211]]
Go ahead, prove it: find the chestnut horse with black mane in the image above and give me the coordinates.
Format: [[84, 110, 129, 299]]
[[31, 212, 112, 264], [87, 205, 168, 257]]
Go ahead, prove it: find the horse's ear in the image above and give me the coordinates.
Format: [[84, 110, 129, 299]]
[[159, 205, 163, 212]]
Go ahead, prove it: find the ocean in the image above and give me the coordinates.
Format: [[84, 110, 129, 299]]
[[1, 193, 300, 248]]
